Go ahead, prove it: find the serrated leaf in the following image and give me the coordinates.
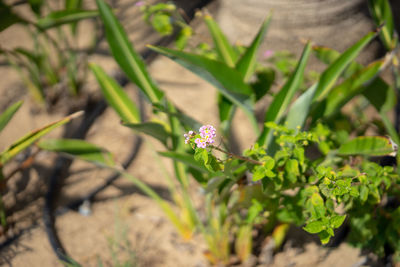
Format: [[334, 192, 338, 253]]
[[36, 9, 98, 30], [123, 122, 169, 146], [96, 0, 163, 103], [338, 136, 394, 156], [90, 64, 140, 123], [38, 138, 115, 167], [303, 220, 324, 234], [0, 111, 83, 165], [0, 101, 22, 133]]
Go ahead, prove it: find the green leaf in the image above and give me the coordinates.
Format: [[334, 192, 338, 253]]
[[0, 2, 26, 32], [0, 111, 83, 166], [149, 46, 258, 132], [158, 151, 209, 173], [368, 0, 397, 50], [38, 138, 115, 167], [90, 63, 140, 123], [312, 46, 361, 78], [36, 9, 98, 30], [194, 148, 209, 166], [65, 0, 83, 34], [96, 0, 163, 103], [0, 101, 22, 133], [303, 220, 324, 234], [123, 122, 169, 146], [318, 230, 331, 244], [330, 215, 346, 229], [338, 136, 394, 156], [285, 83, 317, 130], [323, 60, 385, 117], [258, 42, 311, 145], [236, 15, 271, 82], [313, 31, 377, 102], [204, 14, 237, 67]]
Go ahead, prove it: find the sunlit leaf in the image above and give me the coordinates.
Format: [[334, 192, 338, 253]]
[[0, 101, 22, 133], [90, 63, 140, 123], [96, 0, 163, 103], [338, 136, 394, 156], [0, 111, 83, 165], [36, 9, 98, 30], [38, 138, 115, 167]]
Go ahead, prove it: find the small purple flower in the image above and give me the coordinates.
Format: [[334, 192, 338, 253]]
[[262, 49, 274, 59], [185, 125, 217, 148], [184, 130, 194, 144], [135, 1, 145, 6], [195, 138, 207, 148]]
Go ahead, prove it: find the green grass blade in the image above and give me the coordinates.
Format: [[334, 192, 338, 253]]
[[338, 136, 394, 156], [36, 9, 98, 30], [257, 42, 311, 145], [149, 45, 258, 133], [313, 31, 377, 102], [0, 101, 22, 133], [90, 63, 140, 123], [95, 0, 163, 103], [158, 151, 210, 173], [236, 15, 271, 82], [38, 138, 115, 167], [0, 111, 83, 166], [204, 14, 237, 67]]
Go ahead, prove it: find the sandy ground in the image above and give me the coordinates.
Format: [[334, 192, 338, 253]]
[[0, 1, 374, 266]]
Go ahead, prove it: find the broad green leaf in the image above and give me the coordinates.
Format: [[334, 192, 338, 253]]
[[90, 63, 140, 123], [330, 215, 346, 229], [368, 0, 397, 50], [313, 31, 377, 102], [303, 220, 324, 234], [236, 15, 271, 82], [0, 2, 26, 33], [338, 136, 394, 156], [123, 122, 169, 146], [323, 60, 385, 117], [96, 0, 163, 103], [36, 9, 98, 30], [38, 138, 115, 167], [158, 151, 209, 173], [0, 101, 22, 133], [204, 14, 237, 67], [149, 46, 259, 132], [285, 83, 317, 130], [0, 111, 83, 166], [258, 42, 311, 145]]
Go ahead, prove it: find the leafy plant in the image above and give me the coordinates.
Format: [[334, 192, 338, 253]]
[[0, 0, 99, 106], [32, 0, 400, 265]]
